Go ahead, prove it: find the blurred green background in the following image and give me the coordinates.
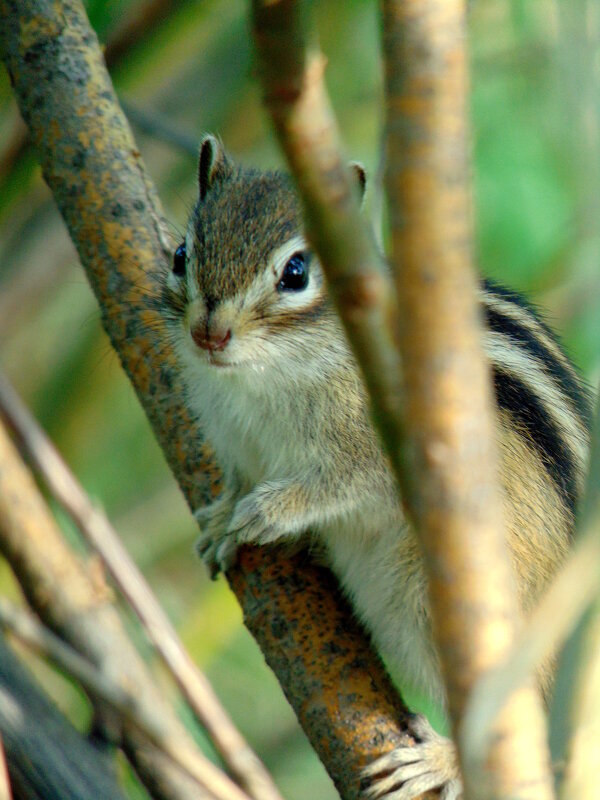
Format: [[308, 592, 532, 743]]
[[0, 1, 598, 798]]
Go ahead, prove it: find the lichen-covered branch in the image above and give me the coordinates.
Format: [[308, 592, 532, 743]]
[[228, 550, 419, 798], [0, 2, 412, 798]]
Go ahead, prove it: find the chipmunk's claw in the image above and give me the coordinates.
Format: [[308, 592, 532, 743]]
[[195, 528, 238, 577], [194, 492, 237, 577]]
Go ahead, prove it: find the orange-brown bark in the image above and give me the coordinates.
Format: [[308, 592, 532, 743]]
[[232, 548, 421, 797]]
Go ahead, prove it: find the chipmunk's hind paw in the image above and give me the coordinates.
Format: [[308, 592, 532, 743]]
[[361, 714, 462, 800]]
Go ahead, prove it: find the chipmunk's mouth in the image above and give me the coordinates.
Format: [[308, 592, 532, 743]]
[[205, 353, 268, 375], [205, 352, 248, 370], [186, 336, 264, 372], [184, 340, 242, 370], [204, 352, 235, 368], [208, 357, 235, 368]]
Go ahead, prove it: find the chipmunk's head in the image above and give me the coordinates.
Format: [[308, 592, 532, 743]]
[[164, 135, 365, 380]]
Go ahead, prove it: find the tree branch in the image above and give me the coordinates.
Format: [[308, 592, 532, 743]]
[[250, 0, 406, 466], [0, 600, 250, 800], [0, 0, 186, 184]]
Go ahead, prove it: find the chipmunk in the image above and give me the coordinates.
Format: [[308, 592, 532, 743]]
[[162, 135, 592, 800]]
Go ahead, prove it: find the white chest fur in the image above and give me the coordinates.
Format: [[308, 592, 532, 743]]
[[185, 353, 443, 703], [184, 358, 320, 486]]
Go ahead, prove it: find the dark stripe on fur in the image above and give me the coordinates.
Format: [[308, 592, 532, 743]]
[[484, 305, 592, 432], [484, 280, 593, 431], [492, 365, 579, 514], [484, 280, 556, 339]]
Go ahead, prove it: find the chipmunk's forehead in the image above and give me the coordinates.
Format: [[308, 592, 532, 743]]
[[192, 168, 304, 298]]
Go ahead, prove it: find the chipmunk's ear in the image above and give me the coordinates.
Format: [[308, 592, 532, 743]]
[[198, 135, 233, 201], [349, 161, 367, 205]]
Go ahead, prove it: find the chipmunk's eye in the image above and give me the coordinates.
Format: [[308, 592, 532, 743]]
[[173, 242, 187, 277], [278, 253, 308, 292]]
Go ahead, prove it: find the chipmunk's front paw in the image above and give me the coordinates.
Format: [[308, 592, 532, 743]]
[[362, 714, 462, 800], [195, 529, 238, 577], [227, 482, 292, 547]]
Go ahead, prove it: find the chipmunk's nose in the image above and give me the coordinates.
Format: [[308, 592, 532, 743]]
[[190, 322, 231, 352]]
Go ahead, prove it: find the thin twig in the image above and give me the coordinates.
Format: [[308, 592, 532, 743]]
[[556, 598, 600, 799], [462, 530, 600, 780], [0, 600, 249, 800], [0, 373, 283, 800], [102, 0, 183, 66], [250, 0, 405, 492]]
